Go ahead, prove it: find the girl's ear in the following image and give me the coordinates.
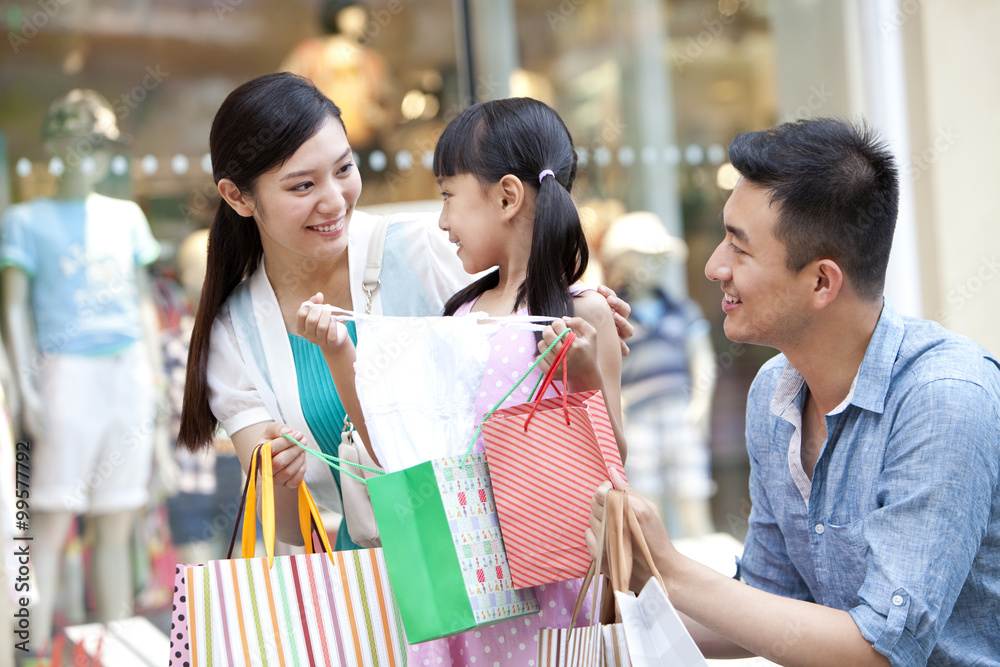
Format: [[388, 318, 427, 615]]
[[218, 178, 255, 218], [497, 174, 525, 222]]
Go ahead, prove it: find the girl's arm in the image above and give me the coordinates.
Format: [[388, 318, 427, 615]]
[[295, 294, 379, 466], [539, 291, 627, 461]]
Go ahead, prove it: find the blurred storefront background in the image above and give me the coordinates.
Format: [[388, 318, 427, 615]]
[[2, 0, 998, 539]]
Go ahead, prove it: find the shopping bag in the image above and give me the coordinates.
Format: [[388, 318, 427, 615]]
[[348, 311, 569, 643], [368, 449, 539, 643], [483, 330, 628, 588], [537, 491, 629, 667], [539, 487, 705, 666], [185, 442, 407, 666], [615, 578, 707, 666], [168, 565, 192, 666]]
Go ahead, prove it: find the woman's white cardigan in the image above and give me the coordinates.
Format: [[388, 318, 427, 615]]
[[206, 210, 469, 511]]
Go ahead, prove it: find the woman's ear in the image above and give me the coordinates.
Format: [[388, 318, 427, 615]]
[[497, 174, 526, 222], [218, 178, 255, 218]]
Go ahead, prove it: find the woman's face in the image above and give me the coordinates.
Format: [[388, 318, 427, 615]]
[[248, 116, 362, 267]]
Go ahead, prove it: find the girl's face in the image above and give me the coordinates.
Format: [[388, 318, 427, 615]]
[[437, 173, 506, 274], [248, 116, 361, 266]]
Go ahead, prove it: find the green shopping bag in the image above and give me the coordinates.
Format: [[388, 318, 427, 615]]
[[368, 450, 539, 643]]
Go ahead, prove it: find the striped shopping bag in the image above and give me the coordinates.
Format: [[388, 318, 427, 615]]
[[183, 442, 406, 666], [186, 547, 405, 666], [482, 331, 627, 589]]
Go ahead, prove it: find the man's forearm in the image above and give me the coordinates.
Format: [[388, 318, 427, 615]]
[[666, 554, 889, 667]]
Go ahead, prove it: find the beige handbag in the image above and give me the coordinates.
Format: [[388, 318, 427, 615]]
[[336, 216, 389, 548]]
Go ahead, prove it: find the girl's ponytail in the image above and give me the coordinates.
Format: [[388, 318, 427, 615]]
[[521, 169, 588, 318]]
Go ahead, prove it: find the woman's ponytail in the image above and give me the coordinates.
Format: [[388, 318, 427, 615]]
[[177, 203, 262, 450]]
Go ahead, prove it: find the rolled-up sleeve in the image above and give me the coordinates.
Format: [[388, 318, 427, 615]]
[[848, 378, 999, 666], [206, 307, 273, 437]]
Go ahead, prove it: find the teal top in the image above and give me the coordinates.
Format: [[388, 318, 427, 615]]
[[287, 321, 360, 552]]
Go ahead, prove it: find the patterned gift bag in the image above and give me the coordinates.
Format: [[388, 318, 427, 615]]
[[368, 450, 538, 643]]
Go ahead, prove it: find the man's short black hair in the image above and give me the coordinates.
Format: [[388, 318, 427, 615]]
[[728, 118, 899, 301]]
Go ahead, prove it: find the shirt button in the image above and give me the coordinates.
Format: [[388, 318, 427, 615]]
[[892, 594, 904, 606], [814, 523, 825, 535]]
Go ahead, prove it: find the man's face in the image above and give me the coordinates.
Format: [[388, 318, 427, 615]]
[[704, 178, 814, 349]]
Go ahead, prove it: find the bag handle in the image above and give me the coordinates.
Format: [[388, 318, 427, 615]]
[[523, 330, 575, 432], [459, 326, 574, 465], [569, 487, 610, 629], [279, 432, 383, 484], [568, 488, 668, 628], [226, 442, 335, 568]]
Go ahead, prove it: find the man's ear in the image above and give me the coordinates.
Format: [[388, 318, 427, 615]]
[[497, 174, 526, 222], [218, 178, 255, 218], [811, 258, 844, 308]]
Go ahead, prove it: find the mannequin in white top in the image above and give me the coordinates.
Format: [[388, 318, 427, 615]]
[[0, 90, 172, 654]]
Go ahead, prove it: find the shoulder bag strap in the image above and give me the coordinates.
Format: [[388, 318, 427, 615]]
[[362, 216, 391, 315]]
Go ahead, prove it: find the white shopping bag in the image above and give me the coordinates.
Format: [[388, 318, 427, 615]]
[[614, 578, 708, 666]]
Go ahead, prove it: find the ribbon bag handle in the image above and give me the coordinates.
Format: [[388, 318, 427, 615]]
[[226, 442, 336, 568], [279, 431, 384, 485], [523, 330, 576, 432]]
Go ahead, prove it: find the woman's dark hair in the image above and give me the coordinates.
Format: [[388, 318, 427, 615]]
[[728, 118, 898, 301], [178, 72, 344, 451], [434, 97, 588, 318]]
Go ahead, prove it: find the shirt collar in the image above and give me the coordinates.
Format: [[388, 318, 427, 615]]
[[769, 298, 904, 418]]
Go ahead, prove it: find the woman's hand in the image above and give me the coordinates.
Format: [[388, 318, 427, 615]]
[[260, 422, 309, 488], [537, 316, 603, 393], [597, 285, 634, 356], [296, 292, 353, 356]]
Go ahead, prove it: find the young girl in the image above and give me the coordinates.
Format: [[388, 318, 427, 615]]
[[298, 97, 626, 665], [183, 73, 633, 554]]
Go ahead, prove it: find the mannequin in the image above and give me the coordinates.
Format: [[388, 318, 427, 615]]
[[601, 211, 717, 538], [0, 90, 168, 655]]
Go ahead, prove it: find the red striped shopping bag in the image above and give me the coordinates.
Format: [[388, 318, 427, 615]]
[[483, 331, 627, 589], [184, 443, 406, 666]]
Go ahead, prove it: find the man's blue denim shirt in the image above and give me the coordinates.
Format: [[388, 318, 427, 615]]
[[739, 300, 1000, 666]]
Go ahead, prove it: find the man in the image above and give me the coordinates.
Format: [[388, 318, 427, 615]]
[[589, 118, 1000, 666]]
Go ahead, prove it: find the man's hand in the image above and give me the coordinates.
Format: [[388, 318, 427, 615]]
[[586, 469, 680, 591]]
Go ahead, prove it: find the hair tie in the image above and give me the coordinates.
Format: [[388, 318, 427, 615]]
[[538, 169, 555, 184]]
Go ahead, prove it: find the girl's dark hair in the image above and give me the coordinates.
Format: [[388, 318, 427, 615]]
[[434, 98, 588, 318], [178, 72, 344, 451]]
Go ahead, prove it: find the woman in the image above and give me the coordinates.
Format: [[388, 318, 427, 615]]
[[178, 72, 632, 549]]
